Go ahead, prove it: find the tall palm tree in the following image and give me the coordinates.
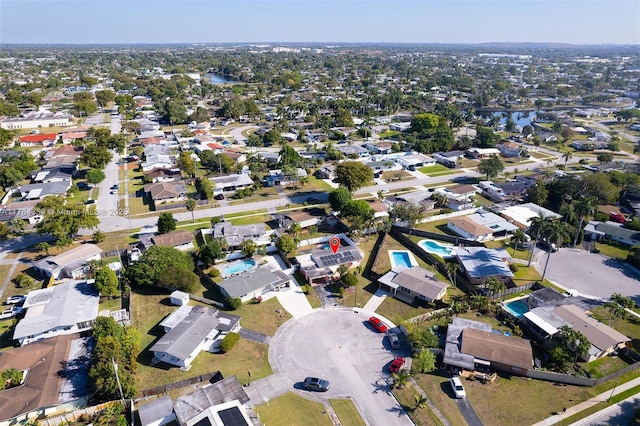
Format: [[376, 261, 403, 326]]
[[511, 229, 527, 255], [541, 220, 569, 281], [562, 151, 573, 165], [186, 198, 197, 223], [572, 196, 598, 247], [445, 262, 460, 287], [605, 301, 628, 327], [487, 277, 507, 299], [527, 213, 546, 266]]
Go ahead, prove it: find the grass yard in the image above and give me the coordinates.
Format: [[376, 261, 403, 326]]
[[302, 175, 332, 192], [381, 170, 414, 182], [391, 381, 444, 426], [581, 356, 629, 378], [595, 241, 630, 260], [127, 195, 153, 215], [329, 399, 366, 426], [413, 373, 468, 426], [233, 297, 292, 336], [228, 187, 280, 204], [96, 232, 138, 252], [418, 164, 452, 175], [590, 306, 640, 352], [376, 296, 435, 325], [254, 392, 333, 426]]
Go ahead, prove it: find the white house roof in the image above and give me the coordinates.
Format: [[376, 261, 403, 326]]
[[14, 280, 99, 341], [499, 202, 562, 228], [457, 247, 513, 279], [218, 267, 291, 299]]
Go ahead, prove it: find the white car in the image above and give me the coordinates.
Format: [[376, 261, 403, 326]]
[[450, 376, 466, 399], [5, 295, 25, 305], [0, 306, 22, 320]]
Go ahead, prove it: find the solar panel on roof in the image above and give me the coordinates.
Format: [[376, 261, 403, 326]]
[[218, 407, 249, 426]]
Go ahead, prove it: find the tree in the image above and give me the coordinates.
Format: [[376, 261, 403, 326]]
[[240, 240, 257, 257], [391, 203, 426, 235], [36, 196, 100, 240], [186, 198, 197, 222], [342, 273, 358, 287], [412, 350, 436, 374], [605, 301, 628, 327], [572, 196, 598, 246], [328, 187, 353, 212], [276, 235, 297, 254], [226, 296, 242, 310], [95, 90, 116, 109], [157, 266, 200, 292], [157, 212, 176, 234], [391, 369, 411, 389], [511, 229, 528, 254], [562, 151, 573, 165], [335, 161, 374, 191], [487, 277, 506, 298], [80, 144, 112, 169], [92, 230, 105, 243], [475, 126, 500, 147], [126, 246, 195, 288], [198, 240, 225, 267], [558, 325, 590, 362], [342, 200, 374, 222], [74, 92, 97, 116], [219, 332, 240, 353], [477, 155, 504, 180], [37, 241, 50, 255], [94, 267, 119, 297], [177, 151, 196, 179], [86, 168, 106, 186], [445, 262, 460, 287], [196, 177, 214, 200], [289, 222, 302, 239], [597, 152, 613, 164], [541, 220, 569, 281], [13, 274, 34, 289], [162, 100, 188, 125], [611, 293, 636, 309]]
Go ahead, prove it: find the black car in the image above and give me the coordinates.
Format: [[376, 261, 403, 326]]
[[302, 377, 330, 392]]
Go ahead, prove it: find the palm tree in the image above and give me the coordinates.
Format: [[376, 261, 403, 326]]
[[487, 277, 507, 299], [560, 202, 576, 224], [414, 394, 428, 410], [445, 262, 460, 287], [511, 229, 527, 255], [527, 213, 546, 266], [186, 198, 197, 223], [377, 189, 385, 202], [289, 223, 302, 240], [470, 294, 489, 311], [605, 301, 628, 327], [611, 293, 636, 309], [572, 196, 598, 247], [37, 241, 50, 255], [562, 151, 573, 165], [540, 220, 569, 281], [391, 369, 411, 389]]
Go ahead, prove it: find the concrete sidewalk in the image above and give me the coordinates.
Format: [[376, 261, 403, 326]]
[[275, 280, 313, 318], [362, 289, 388, 313], [533, 376, 640, 425], [244, 373, 291, 406]]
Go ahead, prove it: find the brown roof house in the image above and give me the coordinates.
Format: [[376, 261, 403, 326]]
[[0, 334, 89, 422], [144, 181, 187, 207], [447, 216, 494, 242], [444, 317, 533, 376], [34, 243, 103, 279], [378, 266, 449, 305], [151, 230, 195, 251]]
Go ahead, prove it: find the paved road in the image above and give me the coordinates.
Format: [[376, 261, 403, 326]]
[[570, 394, 640, 426], [456, 397, 484, 426], [270, 309, 413, 426], [534, 248, 640, 302]]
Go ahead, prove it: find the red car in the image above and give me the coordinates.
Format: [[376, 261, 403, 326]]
[[368, 316, 388, 333], [389, 356, 405, 373]]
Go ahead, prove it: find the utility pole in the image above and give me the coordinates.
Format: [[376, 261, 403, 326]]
[[112, 358, 126, 407]]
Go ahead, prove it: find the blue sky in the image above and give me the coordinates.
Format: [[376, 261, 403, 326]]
[[1, 1, 639, 45]]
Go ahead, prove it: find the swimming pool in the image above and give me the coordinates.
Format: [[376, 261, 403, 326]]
[[503, 300, 529, 318], [418, 239, 456, 258], [389, 250, 418, 269], [222, 259, 257, 277]]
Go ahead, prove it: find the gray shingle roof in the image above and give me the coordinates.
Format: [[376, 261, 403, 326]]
[[218, 267, 291, 298]]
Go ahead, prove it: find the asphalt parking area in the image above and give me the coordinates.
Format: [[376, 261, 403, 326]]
[[270, 309, 413, 426], [536, 248, 640, 302]]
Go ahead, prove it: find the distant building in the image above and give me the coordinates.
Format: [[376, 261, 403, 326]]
[[2, 112, 72, 130]]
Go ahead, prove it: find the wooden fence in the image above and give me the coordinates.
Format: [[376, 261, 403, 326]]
[[140, 371, 223, 397]]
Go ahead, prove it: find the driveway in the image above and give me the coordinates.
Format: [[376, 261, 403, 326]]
[[534, 248, 640, 302], [270, 309, 413, 426]]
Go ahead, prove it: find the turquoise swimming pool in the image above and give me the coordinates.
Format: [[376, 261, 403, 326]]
[[503, 300, 529, 318], [418, 239, 456, 258], [389, 250, 417, 269], [222, 259, 257, 277]]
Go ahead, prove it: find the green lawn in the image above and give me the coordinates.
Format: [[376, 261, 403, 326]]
[[227, 187, 280, 204], [376, 296, 435, 325], [127, 195, 153, 215], [391, 381, 444, 426], [412, 373, 468, 426], [254, 392, 333, 426], [418, 164, 451, 175], [595, 241, 630, 260], [581, 356, 629, 378], [233, 297, 292, 336], [329, 399, 366, 426], [590, 306, 640, 352]]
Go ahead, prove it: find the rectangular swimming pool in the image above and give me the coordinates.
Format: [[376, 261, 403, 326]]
[[503, 300, 529, 318]]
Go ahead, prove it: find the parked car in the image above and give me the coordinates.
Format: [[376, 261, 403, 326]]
[[0, 306, 22, 320], [389, 357, 405, 373], [5, 295, 25, 305], [111, 184, 119, 190], [388, 331, 401, 349], [368, 316, 388, 333], [214, 193, 225, 200], [449, 376, 466, 399], [84, 199, 95, 205], [302, 377, 330, 392]]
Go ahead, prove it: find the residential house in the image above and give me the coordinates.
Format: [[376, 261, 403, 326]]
[[31, 166, 75, 184], [143, 168, 182, 183], [364, 141, 395, 154], [264, 168, 308, 187], [151, 230, 195, 251], [210, 173, 254, 195], [365, 160, 402, 176], [378, 266, 449, 305], [571, 140, 608, 151], [0, 199, 44, 225], [523, 304, 630, 362], [315, 165, 336, 180], [443, 317, 532, 376], [222, 151, 247, 165], [209, 222, 269, 248], [497, 141, 523, 158], [498, 202, 562, 231], [150, 305, 240, 369], [479, 180, 530, 202], [13, 280, 100, 345], [137, 395, 176, 426], [0, 334, 85, 421], [389, 122, 412, 132], [19, 133, 58, 147], [447, 216, 494, 242], [389, 190, 437, 211], [436, 184, 480, 211], [216, 267, 291, 301], [141, 146, 175, 171], [172, 376, 252, 426], [272, 208, 327, 230], [34, 243, 103, 279], [296, 234, 364, 284], [335, 144, 370, 158], [434, 150, 465, 168], [256, 151, 281, 164], [583, 221, 640, 246], [144, 181, 187, 206], [59, 130, 87, 144], [456, 246, 513, 285], [392, 152, 436, 171], [17, 181, 71, 200], [466, 147, 501, 159]]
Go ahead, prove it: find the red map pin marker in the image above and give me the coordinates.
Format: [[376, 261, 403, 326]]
[[329, 237, 340, 254]]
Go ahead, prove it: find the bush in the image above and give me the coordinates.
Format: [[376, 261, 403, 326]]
[[342, 273, 358, 287], [509, 263, 519, 273], [219, 332, 240, 353], [208, 268, 221, 278], [593, 211, 609, 222], [226, 296, 242, 310], [13, 274, 33, 289]]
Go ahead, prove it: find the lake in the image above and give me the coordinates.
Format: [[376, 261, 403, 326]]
[[206, 73, 237, 84], [492, 111, 536, 128]]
